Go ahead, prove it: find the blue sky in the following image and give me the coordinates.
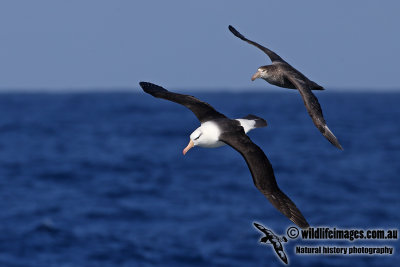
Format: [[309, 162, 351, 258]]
[[0, 1, 399, 91]]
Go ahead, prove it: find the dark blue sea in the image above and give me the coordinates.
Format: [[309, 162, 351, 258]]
[[0, 90, 399, 267]]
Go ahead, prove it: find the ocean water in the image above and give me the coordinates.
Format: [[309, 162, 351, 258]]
[[0, 91, 398, 266]]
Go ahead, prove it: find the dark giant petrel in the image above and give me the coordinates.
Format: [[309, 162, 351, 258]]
[[229, 25, 343, 150]]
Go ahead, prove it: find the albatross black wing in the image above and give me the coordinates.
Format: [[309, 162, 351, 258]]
[[228, 25, 284, 63], [139, 82, 227, 123], [220, 129, 309, 229], [285, 75, 343, 150]]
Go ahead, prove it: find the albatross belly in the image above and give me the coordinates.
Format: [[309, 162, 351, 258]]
[[197, 121, 226, 148]]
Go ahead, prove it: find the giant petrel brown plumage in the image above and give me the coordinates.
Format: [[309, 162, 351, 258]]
[[140, 81, 309, 229], [228, 25, 343, 150]]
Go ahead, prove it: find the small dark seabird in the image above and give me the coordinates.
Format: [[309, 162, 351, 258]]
[[139, 82, 309, 229], [228, 25, 343, 150], [254, 222, 289, 264]]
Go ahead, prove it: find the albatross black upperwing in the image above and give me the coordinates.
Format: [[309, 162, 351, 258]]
[[220, 129, 309, 229], [285, 75, 343, 150], [139, 82, 227, 123], [228, 25, 284, 63]]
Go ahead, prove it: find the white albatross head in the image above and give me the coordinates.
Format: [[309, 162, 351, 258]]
[[182, 122, 224, 155]]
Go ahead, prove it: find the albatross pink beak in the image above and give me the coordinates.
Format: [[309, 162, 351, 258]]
[[183, 140, 194, 155], [251, 71, 261, 81]]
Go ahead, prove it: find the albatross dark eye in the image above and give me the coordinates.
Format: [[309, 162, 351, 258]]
[[194, 133, 202, 140]]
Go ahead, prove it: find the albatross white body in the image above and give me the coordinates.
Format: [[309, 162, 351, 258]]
[[191, 119, 258, 148]]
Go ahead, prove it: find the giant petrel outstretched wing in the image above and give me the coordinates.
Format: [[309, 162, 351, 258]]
[[285, 76, 343, 150], [220, 129, 309, 229], [139, 82, 227, 123], [228, 25, 285, 63]]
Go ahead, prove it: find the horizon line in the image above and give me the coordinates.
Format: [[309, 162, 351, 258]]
[[0, 86, 398, 93]]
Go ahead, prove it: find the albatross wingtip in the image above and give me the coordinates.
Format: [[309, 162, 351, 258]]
[[297, 221, 310, 230], [139, 81, 168, 95]]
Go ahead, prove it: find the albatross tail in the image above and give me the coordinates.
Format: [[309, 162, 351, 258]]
[[236, 114, 267, 133]]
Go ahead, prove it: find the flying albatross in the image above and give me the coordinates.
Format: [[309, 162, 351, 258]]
[[139, 82, 309, 229], [228, 25, 343, 150]]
